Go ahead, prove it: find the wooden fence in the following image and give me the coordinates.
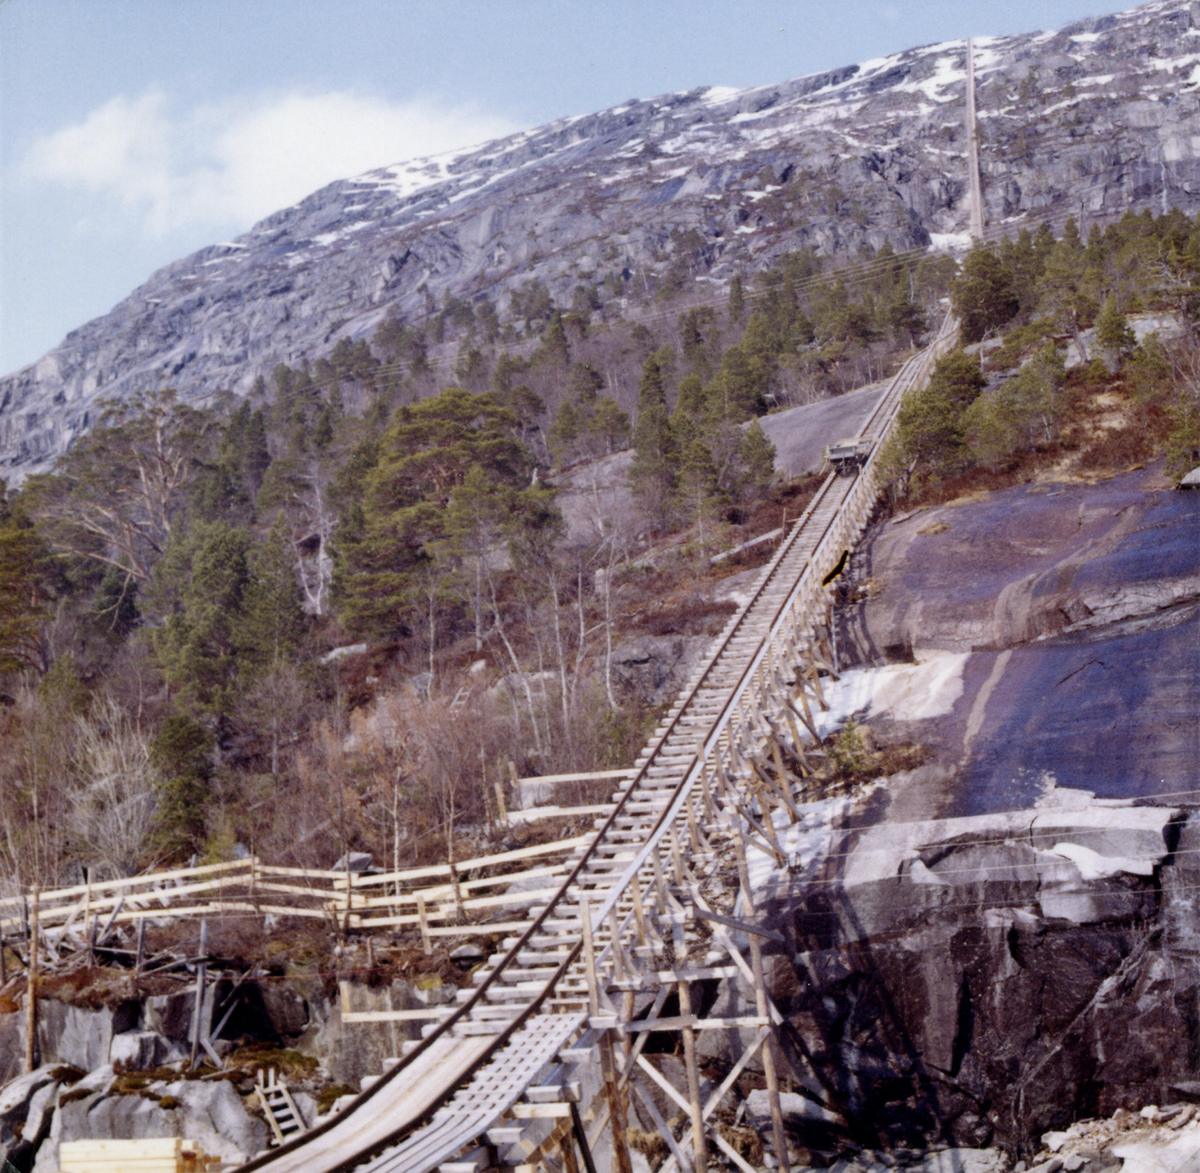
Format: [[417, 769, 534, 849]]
[[0, 834, 588, 956]]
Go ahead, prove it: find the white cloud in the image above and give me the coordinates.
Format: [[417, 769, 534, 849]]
[[22, 88, 523, 238]]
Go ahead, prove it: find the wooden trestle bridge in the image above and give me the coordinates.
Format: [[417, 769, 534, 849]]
[[227, 313, 958, 1173]]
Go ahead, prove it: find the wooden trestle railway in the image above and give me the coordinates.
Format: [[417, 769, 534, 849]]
[[231, 313, 958, 1173]]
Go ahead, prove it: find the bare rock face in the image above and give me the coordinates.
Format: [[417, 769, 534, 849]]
[[836, 465, 1200, 811], [31, 1075, 268, 1172], [715, 796, 1200, 1157], [8, 1, 1200, 478], [0, 1066, 60, 1170], [689, 465, 1200, 1157], [611, 634, 714, 705], [842, 466, 1200, 658]]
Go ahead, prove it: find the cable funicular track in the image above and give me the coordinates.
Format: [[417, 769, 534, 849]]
[[238, 316, 957, 1173]]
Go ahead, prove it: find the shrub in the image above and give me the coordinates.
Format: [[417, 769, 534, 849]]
[[828, 719, 873, 778]]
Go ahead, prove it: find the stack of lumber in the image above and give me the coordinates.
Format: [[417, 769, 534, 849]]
[[56, 1137, 222, 1172]]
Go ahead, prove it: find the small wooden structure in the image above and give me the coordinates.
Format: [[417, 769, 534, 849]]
[[56, 1137, 220, 1172], [254, 1070, 308, 1146]]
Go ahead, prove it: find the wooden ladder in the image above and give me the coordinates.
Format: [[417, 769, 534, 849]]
[[255, 1069, 307, 1146]]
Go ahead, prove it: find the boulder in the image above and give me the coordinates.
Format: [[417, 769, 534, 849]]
[[37, 1000, 138, 1071], [0, 1013, 22, 1088], [297, 978, 425, 1088], [32, 1077, 267, 1172], [257, 984, 310, 1038], [0, 1066, 60, 1167], [144, 990, 198, 1044], [110, 1030, 174, 1071], [610, 635, 711, 705]]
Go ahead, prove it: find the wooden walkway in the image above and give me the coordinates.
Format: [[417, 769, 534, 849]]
[[232, 315, 958, 1173]]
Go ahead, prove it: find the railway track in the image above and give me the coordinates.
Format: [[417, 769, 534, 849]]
[[237, 315, 957, 1173]]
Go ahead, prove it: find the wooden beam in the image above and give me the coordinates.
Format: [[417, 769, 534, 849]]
[[625, 1013, 770, 1033], [23, 887, 37, 1074], [679, 980, 707, 1173], [691, 906, 786, 944], [510, 1102, 572, 1119], [733, 833, 790, 1173], [341, 1008, 450, 1023], [631, 1076, 692, 1173]]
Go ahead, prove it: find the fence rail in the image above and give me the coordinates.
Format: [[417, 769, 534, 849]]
[[0, 834, 589, 948]]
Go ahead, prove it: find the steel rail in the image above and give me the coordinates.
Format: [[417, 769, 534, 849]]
[[234, 315, 958, 1173]]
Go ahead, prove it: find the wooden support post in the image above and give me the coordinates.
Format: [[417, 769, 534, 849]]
[[685, 796, 702, 855], [621, 990, 636, 1063], [134, 917, 146, 995], [788, 691, 821, 743], [669, 826, 686, 888], [629, 874, 649, 947], [23, 887, 38, 1074], [614, 987, 669, 1093], [190, 919, 208, 1071], [449, 863, 465, 922], [771, 740, 793, 812], [83, 872, 92, 964], [699, 765, 714, 825], [588, 904, 632, 1173], [608, 908, 626, 982], [494, 780, 508, 826], [570, 1101, 600, 1173], [734, 794, 786, 867], [754, 755, 802, 825], [781, 708, 811, 776], [416, 892, 432, 956], [713, 757, 731, 804], [651, 849, 668, 915], [631, 1078, 692, 1173], [559, 1116, 582, 1173], [678, 980, 707, 1173], [580, 899, 598, 1017], [733, 835, 790, 1173], [806, 662, 828, 710]]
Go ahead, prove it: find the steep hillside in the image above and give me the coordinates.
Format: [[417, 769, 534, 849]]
[[6, 0, 1200, 478]]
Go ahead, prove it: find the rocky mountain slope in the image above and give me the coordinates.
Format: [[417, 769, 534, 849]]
[[5, 0, 1200, 479]]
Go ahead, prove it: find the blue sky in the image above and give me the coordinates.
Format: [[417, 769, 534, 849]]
[[0, 0, 1134, 377]]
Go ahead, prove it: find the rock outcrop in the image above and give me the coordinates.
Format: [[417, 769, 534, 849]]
[[678, 463, 1200, 1157], [829, 463, 1199, 814], [701, 792, 1200, 1157], [0, 966, 461, 1169], [7, 1, 1200, 478]]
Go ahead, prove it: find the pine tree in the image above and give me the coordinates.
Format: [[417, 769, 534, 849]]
[[1095, 295, 1137, 370], [334, 388, 534, 640], [734, 420, 777, 502], [953, 248, 1020, 343], [0, 494, 57, 674], [728, 273, 745, 322], [629, 354, 678, 528]]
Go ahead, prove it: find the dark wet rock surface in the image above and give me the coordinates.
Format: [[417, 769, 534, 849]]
[[837, 465, 1200, 817]]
